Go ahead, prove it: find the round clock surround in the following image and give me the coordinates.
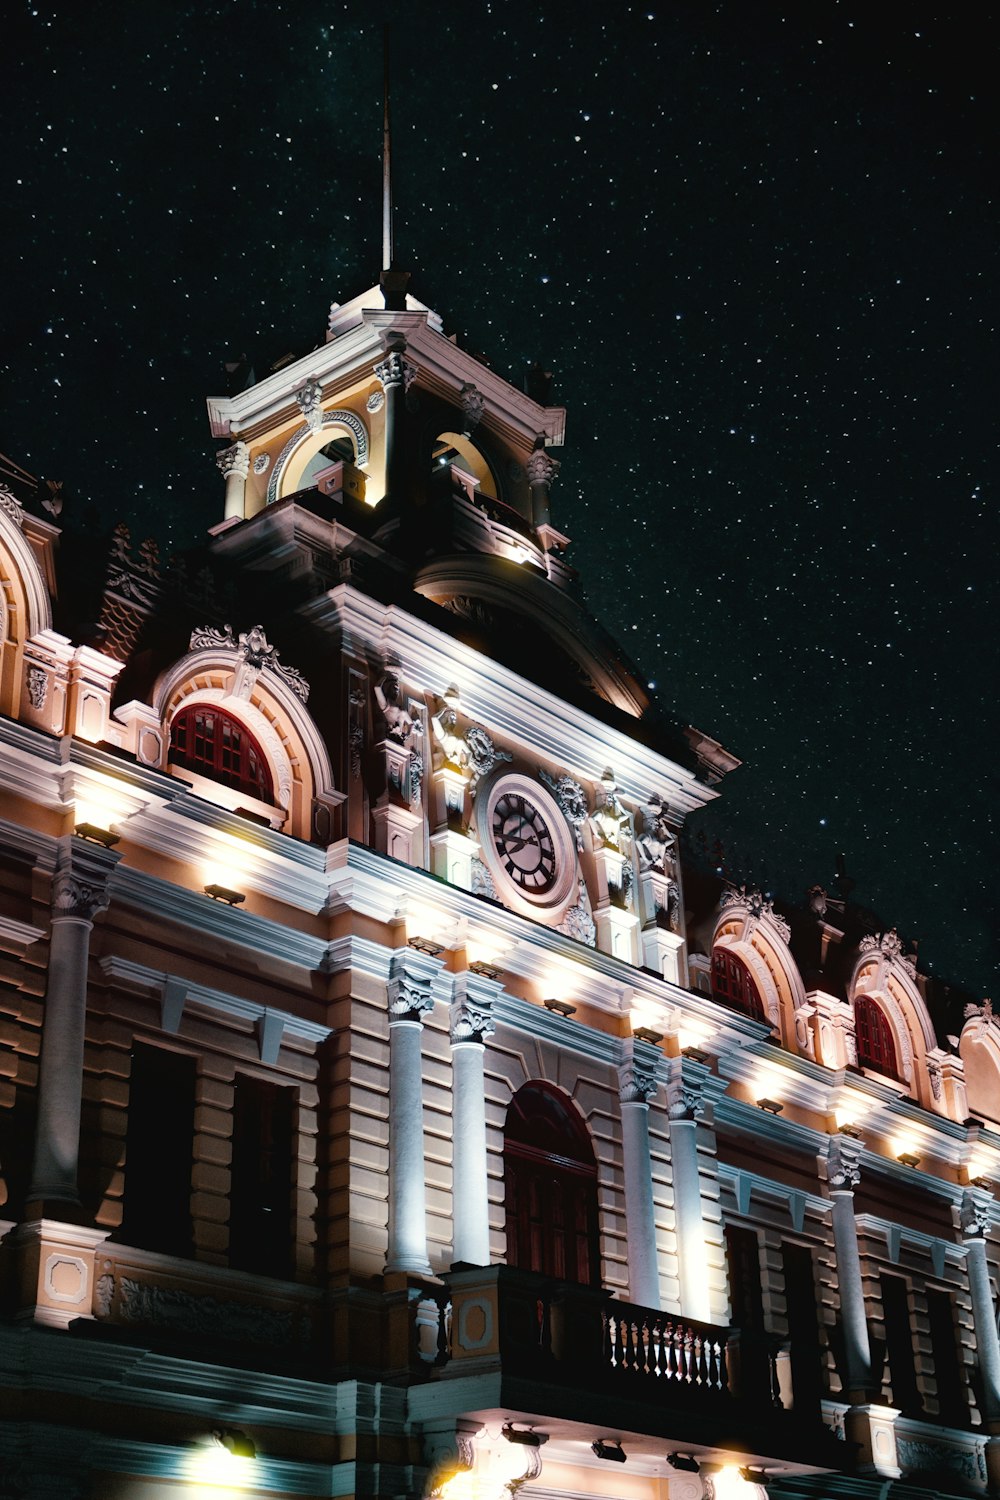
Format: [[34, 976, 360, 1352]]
[[475, 772, 577, 919]]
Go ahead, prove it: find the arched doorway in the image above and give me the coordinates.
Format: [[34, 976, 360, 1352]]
[[503, 1082, 600, 1285]]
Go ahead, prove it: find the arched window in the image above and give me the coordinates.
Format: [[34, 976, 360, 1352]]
[[169, 705, 273, 803], [503, 1082, 600, 1286], [855, 994, 899, 1079], [711, 947, 766, 1022]]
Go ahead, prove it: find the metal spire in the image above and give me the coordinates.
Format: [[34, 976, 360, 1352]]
[[382, 23, 393, 273], [379, 25, 410, 311]]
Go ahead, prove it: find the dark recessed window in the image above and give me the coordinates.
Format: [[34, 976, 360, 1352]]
[[855, 994, 899, 1079], [712, 948, 766, 1022], [229, 1074, 296, 1278], [122, 1043, 196, 1257], [170, 705, 273, 803]]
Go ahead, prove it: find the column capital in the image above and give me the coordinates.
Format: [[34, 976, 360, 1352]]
[[214, 439, 250, 480], [53, 835, 120, 923], [825, 1133, 864, 1192], [388, 948, 441, 1024], [665, 1055, 717, 1120], [618, 1039, 659, 1106], [459, 382, 485, 434], [450, 998, 495, 1047], [961, 1186, 994, 1239], [525, 435, 560, 488], [374, 347, 417, 392]]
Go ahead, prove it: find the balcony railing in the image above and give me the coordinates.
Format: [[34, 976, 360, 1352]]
[[423, 1266, 737, 1408]]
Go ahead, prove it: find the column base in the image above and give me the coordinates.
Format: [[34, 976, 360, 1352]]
[[845, 1403, 902, 1478], [2, 1217, 110, 1328], [641, 926, 686, 983]]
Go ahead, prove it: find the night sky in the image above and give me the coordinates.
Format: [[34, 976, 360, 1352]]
[[3, 3, 996, 999]]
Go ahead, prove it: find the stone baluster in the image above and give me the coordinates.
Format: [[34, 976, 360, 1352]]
[[385, 948, 440, 1276], [666, 1056, 714, 1323], [450, 969, 500, 1268], [27, 835, 121, 1215], [374, 334, 416, 508], [961, 1188, 1000, 1424], [525, 435, 559, 530], [215, 440, 250, 522], [824, 1135, 874, 1401], [619, 1041, 661, 1308]]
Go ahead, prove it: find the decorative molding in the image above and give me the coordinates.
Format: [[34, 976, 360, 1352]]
[[720, 884, 791, 944], [114, 1274, 307, 1347], [215, 440, 250, 480], [265, 408, 370, 505], [187, 623, 310, 703], [559, 879, 596, 946], [0, 484, 24, 527], [252, 450, 271, 475], [459, 382, 485, 433], [539, 769, 588, 850], [26, 665, 48, 710], [825, 1134, 864, 1192], [860, 927, 917, 978]]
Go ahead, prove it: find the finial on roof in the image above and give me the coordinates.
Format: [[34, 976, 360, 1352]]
[[379, 24, 410, 313]]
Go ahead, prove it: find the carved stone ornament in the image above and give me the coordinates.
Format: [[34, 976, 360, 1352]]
[[636, 793, 677, 876], [215, 440, 250, 479], [94, 1270, 115, 1318], [27, 665, 48, 710], [539, 769, 588, 850], [295, 376, 325, 431], [960, 1188, 992, 1239], [116, 1274, 302, 1346], [451, 1001, 496, 1045], [720, 884, 791, 944], [189, 623, 310, 703], [366, 389, 385, 413], [560, 879, 596, 946], [472, 857, 497, 901], [464, 724, 512, 790], [0, 484, 24, 527], [431, 690, 511, 789], [619, 1063, 658, 1106], [525, 440, 559, 488], [408, 751, 424, 809], [589, 768, 632, 853], [459, 381, 486, 433], [894, 1437, 985, 1485], [825, 1135, 863, 1192], [860, 928, 917, 977], [252, 451, 271, 475], [374, 348, 417, 392], [388, 973, 435, 1023], [52, 868, 111, 923], [666, 1074, 706, 1122], [374, 671, 422, 750]]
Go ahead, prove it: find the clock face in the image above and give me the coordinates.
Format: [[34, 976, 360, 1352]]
[[492, 791, 557, 892], [476, 773, 577, 918]]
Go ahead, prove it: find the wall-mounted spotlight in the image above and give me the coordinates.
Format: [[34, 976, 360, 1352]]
[[592, 1439, 626, 1464], [972, 1176, 994, 1190], [666, 1453, 700, 1473], [213, 1428, 256, 1459], [408, 935, 445, 956], [633, 1026, 664, 1045], [681, 1044, 710, 1064], [838, 1123, 864, 1139], [897, 1150, 921, 1168], [757, 1097, 784, 1115], [75, 822, 120, 848], [204, 883, 246, 906], [502, 1424, 547, 1447], [544, 997, 577, 1018], [469, 959, 501, 980], [739, 1466, 769, 1484]]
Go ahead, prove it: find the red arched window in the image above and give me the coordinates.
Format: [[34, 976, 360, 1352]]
[[504, 1082, 600, 1286], [855, 995, 899, 1079], [711, 947, 766, 1022], [169, 705, 273, 803]]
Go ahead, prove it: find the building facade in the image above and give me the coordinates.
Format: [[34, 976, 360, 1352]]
[[1, 271, 999, 1500]]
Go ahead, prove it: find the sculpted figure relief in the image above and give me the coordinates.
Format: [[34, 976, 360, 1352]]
[[589, 768, 632, 853], [374, 670, 422, 750], [636, 793, 677, 877]]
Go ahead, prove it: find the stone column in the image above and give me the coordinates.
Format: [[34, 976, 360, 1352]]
[[961, 1189, 1000, 1424], [215, 440, 250, 522], [450, 971, 499, 1269], [385, 949, 439, 1276], [374, 335, 415, 508], [27, 835, 121, 1215], [619, 1041, 660, 1308], [525, 435, 559, 530], [666, 1057, 713, 1323], [824, 1135, 874, 1401]]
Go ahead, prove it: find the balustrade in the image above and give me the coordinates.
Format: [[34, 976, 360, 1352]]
[[602, 1300, 728, 1394]]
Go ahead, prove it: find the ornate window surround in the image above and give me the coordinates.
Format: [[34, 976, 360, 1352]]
[[266, 409, 370, 506]]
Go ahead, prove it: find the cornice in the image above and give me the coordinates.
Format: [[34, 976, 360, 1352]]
[[108, 865, 328, 972], [717, 1161, 832, 1225], [493, 991, 618, 1067], [98, 955, 332, 1046], [305, 586, 716, 816], [855, 1211, 969, 1270]]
